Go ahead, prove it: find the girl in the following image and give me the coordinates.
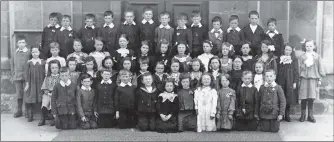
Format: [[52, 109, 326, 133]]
[[39, 60, 61, 126], [189, 58, 205, 90], [96, 56, 118, 83], [89, 37, 110, 70], [79, 56, 98, 89], [156, 79, 179, 133], [115, 34, 136, 71], [167, 59, 183, 89], [67, 57, 80, 87], [153, 61, 168, 92], [208, 56, 222, 91], [194, 73, 218, 132], [198, 40, 214, 72], [136, 40, 155, 73], [216, 74, 235, 131], [173, 42, 192, 73], [298, 40, 325, 123], [254, 40, 278, 73], [67, 38, 88, 72], [277, 44, 299, 122], [240, 41, 254, 72], [154, 38, 170, 70], [24, 47, 45, 122], [220, 42, 234, 74], [228, 56, 244, 91], [116, 57, 137, 86], [254, 61, 265, 91]]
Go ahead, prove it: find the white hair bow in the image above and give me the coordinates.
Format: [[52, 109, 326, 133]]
[[268, 45, 275, 51]]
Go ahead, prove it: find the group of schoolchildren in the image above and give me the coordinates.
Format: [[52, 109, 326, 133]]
[[11, 7, 326, 133]]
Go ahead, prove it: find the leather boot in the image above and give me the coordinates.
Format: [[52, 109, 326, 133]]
[[14, 99, 23, 118], [28, 108, 33, 122], [299, 109, 306, 122], [38, 108, 46, 126], [25, 104, 29, 118], [285, 105, 291, 122], [307, 108, 316, 123]]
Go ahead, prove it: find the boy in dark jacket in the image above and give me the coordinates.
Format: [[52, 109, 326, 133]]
[[41, 12, 61, 59], [56, 15, 76, 58], [172, 12, 192, 56], [153, 61, 168, 92], [190, 10, 207, 58], [139, 7, 158, 54], [119, 9, 140, 53], [77, 14, 98, 54], [263, 18, 285, 57], [224, 15, 243, 56], [97, 11, 118, 56]]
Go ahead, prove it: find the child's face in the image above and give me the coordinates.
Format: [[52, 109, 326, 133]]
[[160, 44, 168, 53], [210, 59, 220, 70], [61, 18, 71, 28], [86, 61, 94, 70], [192, 61, 200, 72], [181, 78, 190, 89], [17, 40, 27, 49], [249, 14, 259, 25], [94, 40, 103, 51], [222, 45, 229, 56], [165, 82, 174, 92], [305, 41, 315, 52], [104, 15, 113, 24], [85, 18, 94, 27], [143, 11, 153, 20], [203, 43, 212, 53], [255, 63, 264, 74], [201, 75, 211, 86], [50, 48, 60, 56], [68, 61, 77, 72], [177, 18, 187, 27], [284, 46, 293, 56], [242, 73, 253, 85], [171, 62, 180, 73], [191, 16, 201, 25], [120, 73, 130, 83], [155, 64, 165, 74], [101, 71, 111, 81], [261, 43, 269, 53], [81, 78, 92, 87], [221, 76, 230, 87], [233, 58, 243, 69], [177, 44, 186, 55], [268, 22, 276, 31], [73, 41, 83, 52], [160, 15, 170, 25], [143, 75, 153, 86], [141, 45, 149, 55], [212, 21, 221, 30], [265, 71, 276, 84], [119, 37, 128, 48], [229, 19, 239, 28], [241, 44, 251, 55], [50, 63, 59, 74], [140, 63, 149, 72], [124, 12, 135, 23], [104, 59, 113, 69], [60, 71, 70, 82], [31, 48, 40, 59], [49, 17, 58, 26], [123, 60, 131, 70]]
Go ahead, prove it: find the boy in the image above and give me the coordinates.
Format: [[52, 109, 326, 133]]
[[136, 73, 159, 131], [139, 7, 158, 54], [77, 73, 98, 129], [77, 14, 98, 54], [45, 42, 66, 74], [12, 35, 31, 118], [172, 12, 192, 56], [240, 41, 255, 71], [136, 57, 151, 88], [224, 15, 243, 56], [153, 61, 168, 92], [190, 10, 207, 58], [258, 69, 286, 132], [263, 18, 284, 57], [235, 71, 259, 131], [208, 16, 224, 56], [241, 10, 265, 56], [97, 11, 118, 56], [155, 12, 174, 54], [154, 39, 170, 66], [96, 69, 117, 128], [56, 15, 76, 58], [115, 69, 137, 128], [51, 67, 77, 130], [119, 9, 140, 53], [67, 38, 88, 72], [41, 12, 61, 59]]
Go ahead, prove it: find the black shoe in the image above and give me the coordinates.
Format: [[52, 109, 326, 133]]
[[307, 110, 316, 123], [285, 115, 291, 122], [14, 111, 23, 118], [50, 120, 55, 126], [38, 119, 45, 126], [299, 110, 306, 122], [27, 109, 33, 122]]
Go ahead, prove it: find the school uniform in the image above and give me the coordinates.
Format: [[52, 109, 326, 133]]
[[153, 73, 168, 92], [56, 26, 76, 58], [139, 19, 158, 54], [154, 24, 174, 54], [97, 23, 118, 56], [258, 82, 286, 132], [77, 86, 98, 129], [263, 30, 284, 57], [224, 27, 243, 56], [177, 88, 196, 131], [241, 55, 254, 72], [190, 23, 208, 58], [95, 70, 118, 86], [51, 80, 77, 129], [41, 24, 61, 59], [156, 92, 179, 133], [119, 21, 140, 52], [228, 69, 243, 91], [208, 28, 224, 56], [171, 26, 192, 56], [241, 24, 265, 56], [77, 25, 98, 54]]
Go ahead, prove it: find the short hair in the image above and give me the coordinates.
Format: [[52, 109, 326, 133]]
[[155, 61, 165, 68], [159, 12, 170, 19], [177, 12, 188, 21], [141, 72, 153, 81], [267, 18, 277, 26], [159, 38, 169, 45], [139, 57, 150, 65], [49, 12, 59, 19], [124, 9, 135, 16], [179, 72, 191, 86], [261, 40, 272, 46], [119, 69, 131, 76], [49, 42, 60, 49], [62, 15, 71, 21], [73, 38, 82, 44], [164, 78, 175, 90], [249, 10, 259, 18], [85, 14, 96, 20], [104, 10, 114, 17], [265, 69, 276, 75], [100, 68, 111, 74], [220, 73, 231, 81], [101, 56, 115, 69], [229, 15, 239, 22], [66, 57, 77, 66], [16, 35, 26, 42], [119, 34, 129, 41], [80, 73, 92, 81], [242, 70, 253, 77], [301, 39, 317, 52], [233, 55, 243, 62], [143, 6, 153, 13], [59, 67, 69, 73], [212, 16, 222, 24], [242, 40, 251, 46], [141, 40, 149, 46], [191, 10, 201, 18], [169, 58, 184, 73]]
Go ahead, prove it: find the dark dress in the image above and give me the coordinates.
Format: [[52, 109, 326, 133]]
[[114, 49, 136, 71], [24, 59, 46, 103], [156, 92, 179, 133], [153, 73, 168, 92], [177, 88, 197, 131], [241, 56, 255, 72], [228, 69, 243, 91]]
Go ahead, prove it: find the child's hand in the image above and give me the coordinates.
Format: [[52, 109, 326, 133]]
[[115, 111, 119, 119], [318, 81, 322, 86], [210, 116, 215, 120], [195, 109, 198, 115], [94, 112, 99, 118], [293, 83, 296, 89], [44, 90, 49, 94], [166, 114, 172, 120], [189, 90, 194, 95], [277, 115, 283, 121], [81, 117, 87, 122], [53, 114, 57, 118], [242, 109, 246, 114], [228, 115, 233, 120], [216, 114, 220, 119], [160, 114, 166, 121], [24, 83, 29, 92]]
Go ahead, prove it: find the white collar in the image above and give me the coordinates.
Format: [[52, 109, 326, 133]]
[[60, 26, 72, 31], [119, 82, 132, 87], [103, 23, 115, 28], [210, 28, 223, 33], [29, 58, 42, 65], [250, 24, 258, 28], [264, 82, 277, 87], [123, 21, 136, 25], [47, 24, 60, 28], [101, 79, 112, 84], [241, 83, 253, 88], [141, 19, 154, 24], [177, 25, 187, 30], [227, 27, 241, 33], [266, 29, 279, 35], [60, 80, 71, 87], [16, 47, 28, 52], [212, 69, 219, 73], [159, 92, 177, 102], [81, 86, 91, 91], [191, 23, 202, 28], [85, 25, 95, 29], [159, 24, 171, 29], [140, 71, 149, 75]]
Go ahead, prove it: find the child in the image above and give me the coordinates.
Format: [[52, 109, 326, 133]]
[[198, 40, 214, 72], [56, 15, 76, 58], [172, 12, 192, 56], [115, 69, 137, 128], [254, 40, 278, 73], [220, 42, 234, 74], [79, 56, 98, 89], [41, 12, 60, 59], [216, 74, 235, 131], [167, 59, 183, 88], [235, 71, 258, 131], [208, 16, 224, 56], [155, 12, 174, 54], [136, 40, 155, 72], [194, 73, 218, 132], [116, 57, 137, 86], [136, 57, 150, 88], [208, 56, 222, 91], [67, 38, 88, 72], [277, 44, 299, 122], [67, 57, 80, 86], [264, 18, 284, 57], [119, 9, 140, 52], [45, 42, 66, 74], [11, 35, 31, 118], [89, 37, 110, 70], [77, 14, 98, 54], [139, 7, 158, 54], [40, 60, 61, 126], [115, 34, 136, 70], [190, 10, 207, 58], [154, 39, 171, 68], [156, 79, 179, 133], [76, 73, 98, 129], [96, 56, 118, 83], [241, 10, 265, 56], [137, 73, 160, 131], [298, 40, 326, 123], [97, 10, 118, 56], [258, 69, 286, 132], [177, 73, 197, 132], [24, 47, 45, 122], [189, 58, 205, 90], [173, 42, 192, 73], [240, 41, 254, 71], [153, 61, 168, 92], [254, 61, 265, 91], [51, 67, 77, 130], [224, 15, 243, 56], [228, 56, 244, 91], [96, 69, 117, 128]]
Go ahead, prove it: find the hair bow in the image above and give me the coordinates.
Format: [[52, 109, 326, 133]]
[[300, 38, 306, 44], [229, 45, 233, 51], [268, 45, 275, 51]]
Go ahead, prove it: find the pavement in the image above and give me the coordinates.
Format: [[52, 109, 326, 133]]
[[1, 114, 333, 141]]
